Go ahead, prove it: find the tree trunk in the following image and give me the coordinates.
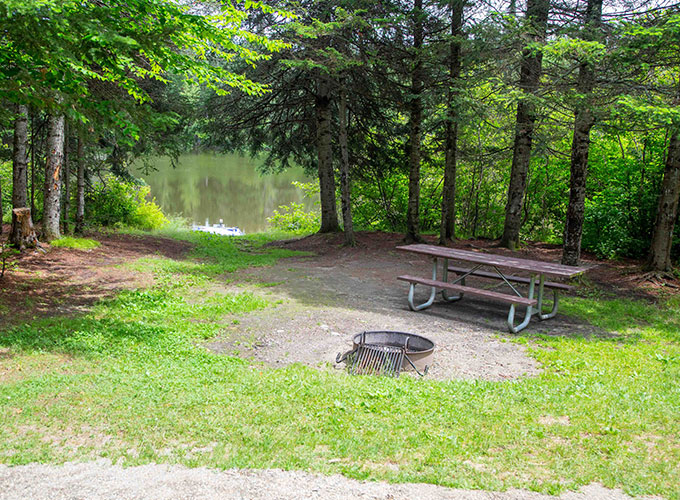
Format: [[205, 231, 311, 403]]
[[42, 114, 65, 242], [646, 131, 680, 272], [561, 0, 603, 266], [315, 76, 340, 233], [9, 208, 38, 250], [500, 0, 550, 249], [405, 0, 424, 243], [0, 166, 3, 236], [30, 111, 36, 217], [12, 105, 29, 209], [439, 0, 464, 245], [338, 86, 355, 246], [63, 126, 70, 234], [75, 136, 85, 234]]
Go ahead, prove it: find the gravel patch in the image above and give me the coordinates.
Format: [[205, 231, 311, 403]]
[[0, 461, 663, 500], [208, 241, 603, 380]]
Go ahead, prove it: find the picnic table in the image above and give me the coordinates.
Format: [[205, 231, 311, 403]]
[[396, 244, 588, 333]]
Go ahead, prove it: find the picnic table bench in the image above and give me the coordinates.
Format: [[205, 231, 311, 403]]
[[396, 244, 588, 333]]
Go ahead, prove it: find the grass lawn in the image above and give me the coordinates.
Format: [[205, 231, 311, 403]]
[[1, 230, 679, 498]]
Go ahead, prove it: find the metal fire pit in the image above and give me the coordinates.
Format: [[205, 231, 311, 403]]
[[336, 331, 434, 377]]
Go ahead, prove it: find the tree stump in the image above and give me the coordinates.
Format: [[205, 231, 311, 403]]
[[9, 208, 39, 250]]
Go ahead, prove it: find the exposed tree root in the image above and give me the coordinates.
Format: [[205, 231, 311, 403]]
[[637, 271, 679, 288]]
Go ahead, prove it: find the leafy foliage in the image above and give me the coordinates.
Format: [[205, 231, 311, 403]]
[[267, 181, 320, 233], [85, 176, 167, 230], [0, 161, 10, 223]]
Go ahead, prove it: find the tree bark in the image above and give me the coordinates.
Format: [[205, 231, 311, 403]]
[[500, 0, 550, 249], [646, 131, 680, 272], [439, 0, 464, 245], [75, 136, 86, 234], [63, 126, 70, 234], [30, 111, 36, 217], [9, 208, 38, 250], [0, 165, 3, 236], [405, 0, 425, 243], [338, 86, 355, 246], [315, 76, 340, 233], [561, 0, 603, 266], [42, 114, 65, 242], [12, 105, 29, 209]]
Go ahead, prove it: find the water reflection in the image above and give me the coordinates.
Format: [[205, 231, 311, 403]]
[[137, 153, 312, 234]]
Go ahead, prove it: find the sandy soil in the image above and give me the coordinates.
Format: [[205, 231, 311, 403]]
[[0, 461, 663, 500]]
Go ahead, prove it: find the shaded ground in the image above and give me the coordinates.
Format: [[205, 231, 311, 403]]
[[271, 232, 678, 301], [0, 232, 191, 326], [0, 462, 662, 500]]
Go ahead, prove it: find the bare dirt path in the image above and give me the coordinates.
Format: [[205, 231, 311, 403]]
[[0, 461, 662, 500]]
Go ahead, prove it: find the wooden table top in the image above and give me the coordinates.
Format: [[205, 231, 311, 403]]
[[396, 244, 589, 278]]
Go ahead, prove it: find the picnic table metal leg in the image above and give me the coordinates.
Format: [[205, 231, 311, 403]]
[[441, 257, 464, 302], [407, 259, 438, 311], [534, 274, 559, 320], [507, 274, 536, 334]]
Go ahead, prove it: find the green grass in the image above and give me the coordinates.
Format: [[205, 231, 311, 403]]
[[0, 229, 679, 498], [50, 237, 100, 250]]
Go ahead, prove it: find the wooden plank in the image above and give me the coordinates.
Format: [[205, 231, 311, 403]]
[[397, 275, 537, 306], [447, 266, 573, 291], [396, 244, 588, 278]]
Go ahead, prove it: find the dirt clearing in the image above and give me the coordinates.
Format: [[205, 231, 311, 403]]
[[208, 232, 628, 380]]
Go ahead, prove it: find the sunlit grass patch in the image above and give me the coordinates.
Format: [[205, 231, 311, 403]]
[[122, 228, 308, 278], [50, 237, 100, 250], [561, 295, 680, 342]]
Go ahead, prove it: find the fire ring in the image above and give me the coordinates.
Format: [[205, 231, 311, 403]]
[[336, 331, 435, 377]]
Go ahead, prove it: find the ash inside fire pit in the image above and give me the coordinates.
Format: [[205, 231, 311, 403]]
[[336, 331, 435, 377]]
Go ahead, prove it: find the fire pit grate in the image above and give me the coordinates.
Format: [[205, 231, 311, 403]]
[[336, 331, 433, 377]]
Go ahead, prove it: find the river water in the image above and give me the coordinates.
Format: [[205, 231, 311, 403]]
[[137, 153, 312, 234]]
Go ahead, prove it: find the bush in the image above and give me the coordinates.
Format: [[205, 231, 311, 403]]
[[268, 181, 320, 233], [87, 176, 168, 230], [268, 202, 320, 233], [581, 187, 657, 259], [130, 196, 168, 230], [1, 161, 12, 224]]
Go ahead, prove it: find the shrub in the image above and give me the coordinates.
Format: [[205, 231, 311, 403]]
[[268, 202, 320, 233], [1, 161, 12, 224], [267, 181, 320, 233], [86, 176, 168, 230], [130, 196, 168, 230]]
